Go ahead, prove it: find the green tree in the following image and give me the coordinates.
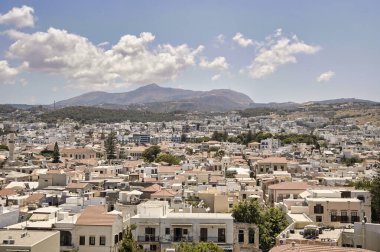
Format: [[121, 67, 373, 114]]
[[0, 145, 9, 151], [371, 164, 380, 223], [181, 133, 187, 143], [232, 199, 288, 252], [52, 142, 60, 163], [142, 145, 161, 163], [155, 154, 180, 165], [118, 225, 142, 252], [175, 241, 224, 252], [105, 131, 117, 160]]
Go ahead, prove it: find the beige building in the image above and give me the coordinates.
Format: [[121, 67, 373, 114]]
[[198, 188, 229, 213], [255, 157, 288, 175], [268, 182, 309, 206], [0, 230, 59, 252], [75, 205, 124, 252]]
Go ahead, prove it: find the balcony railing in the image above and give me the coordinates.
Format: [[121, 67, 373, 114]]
[[173, 236, 193, 242], [330, 216, 359, 223], [137, 235, 160, 242], [203, 236, 226, 243]]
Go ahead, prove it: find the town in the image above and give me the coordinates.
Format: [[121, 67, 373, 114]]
[[0, 103, 379, 252]]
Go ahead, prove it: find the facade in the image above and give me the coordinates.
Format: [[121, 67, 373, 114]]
[[130, 201, 236, 252]]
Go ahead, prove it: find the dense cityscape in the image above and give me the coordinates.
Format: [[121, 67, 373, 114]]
[[1, 1, 380, 252]]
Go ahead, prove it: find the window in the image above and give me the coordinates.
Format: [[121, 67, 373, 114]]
[[89, 236, 95, 246], [248, 228, 255, 244], [99, 236, 106, 246], [314, 204, 324, 214], [238, 230, 244, 243], [183, 229, 188, 235], [150, 244, 157, 251], [114, 234, 119, 244], [331, 210, 338, 222], [200, 228, 208, 242], [274, 165, 278, 171], [165, 228, 170, 235], [218, 228, 226, 243], [316, 216, 322, 222], [79, 236, 85, 245]]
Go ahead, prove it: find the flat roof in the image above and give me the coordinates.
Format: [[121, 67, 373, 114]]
[[0, 230, 58, 247]]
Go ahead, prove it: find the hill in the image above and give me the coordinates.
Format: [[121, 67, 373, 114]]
[[54, 84, 254, 112]]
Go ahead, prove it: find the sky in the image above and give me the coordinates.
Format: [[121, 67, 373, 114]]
[[0, 0, 379, 104]]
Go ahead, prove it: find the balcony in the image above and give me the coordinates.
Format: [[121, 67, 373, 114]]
[[173, 236, 193, 242], [330, 216, 353, 223], [137, 235, 160, 242], [203, 236, 226, 243]]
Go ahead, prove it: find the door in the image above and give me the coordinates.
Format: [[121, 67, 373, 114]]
[[174, 228, 182, 242], [200, 228, 208, 242]]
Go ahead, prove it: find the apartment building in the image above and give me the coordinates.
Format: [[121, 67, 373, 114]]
[[130, 201, 236, 252], [254, 157, 288, 175]]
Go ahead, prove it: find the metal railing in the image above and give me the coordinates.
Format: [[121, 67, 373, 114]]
[[137, 235, 160, 242]]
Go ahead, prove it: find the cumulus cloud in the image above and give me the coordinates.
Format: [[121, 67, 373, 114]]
[[232, 32, 253, 47], [317, 71, 335, 82], [5, 28, 204, 90], [0, 60, 18, 83], [0, 5, 35, 28], [199, 56, 228, 81], [199, 56, 229, 71], [246, 29, 320, 79]]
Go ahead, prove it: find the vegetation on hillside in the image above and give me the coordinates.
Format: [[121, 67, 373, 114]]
[[175, 241, 224, 252], [38, 106, 184, 123]]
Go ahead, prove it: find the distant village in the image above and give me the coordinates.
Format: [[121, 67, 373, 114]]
[[0, 110, 379, 252]]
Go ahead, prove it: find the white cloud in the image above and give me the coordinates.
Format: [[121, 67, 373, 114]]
[[0, 5, 35, 28], [246, 29, 320, 79], [0, 60, 18, 83], [211, 74, 221, 81], [317, 71, 335, 82], [5, 28, 204, 90], [199, 56, 229, 71], [232, 32, 253, 47]]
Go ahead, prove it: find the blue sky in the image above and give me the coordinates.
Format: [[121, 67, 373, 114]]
[[0, 0, 379, 104]]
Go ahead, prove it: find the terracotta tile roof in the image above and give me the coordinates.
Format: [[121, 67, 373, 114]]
[[270, 244, 373, 252], [151, 188, 177, 198], [257, 157, 288, 164], [66, 182, 90, 189], [25, 193, 45, 204], [0, 188, 17, 197], [268, 182, 309, 190], [142, 184, 162, 192], [76, 205, 117, 226], [159, 165, 181, 173]]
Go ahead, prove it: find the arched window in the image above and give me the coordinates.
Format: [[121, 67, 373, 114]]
[[60, 231, 72, 246]]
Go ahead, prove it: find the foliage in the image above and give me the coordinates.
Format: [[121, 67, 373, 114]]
[[105, 131, 117, 160], [40, 148, 54, 159], [118, 225, 142, 252], [52, 142, 60, 163], [181, 133, 187, 143], [239, 108, 277, 117], [185, 147, 194, 155], [142, 145, 161, 163], [352, 178, 372, 190], [155, 154, 180, 165], [0, 145, 9, 151], [341, 156, 362, 166], [175, 241, 224, 252], [371, 164, 380, 223], [232, 199, 288, 252], [39, 106, 184, 123], [0, 105, 17, 114]]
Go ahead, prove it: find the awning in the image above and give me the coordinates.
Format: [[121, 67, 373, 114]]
[[171, 223, 193, 227], [199, 223, 226, 227]]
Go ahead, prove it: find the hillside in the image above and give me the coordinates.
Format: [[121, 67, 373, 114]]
[[54, 84, 253, 112]]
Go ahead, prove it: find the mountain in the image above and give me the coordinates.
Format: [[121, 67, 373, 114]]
[[304, 98, 379, 105], [54, 84, 254, 112]]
